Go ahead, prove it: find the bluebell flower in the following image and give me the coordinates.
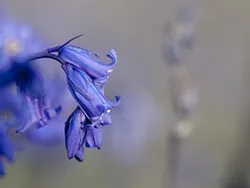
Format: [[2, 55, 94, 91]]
[[65, 106, 86, 160], [16, 79, 61, 134], [9, 34, 121, 163], [107, 89, 165, 165], [25, 79, 75, 146], [59, 46, 117, 90], [63, 64, 120, 126], [65, 106, 104, 161], [0, 17, 61, 133], [0, 127, 14, 176]]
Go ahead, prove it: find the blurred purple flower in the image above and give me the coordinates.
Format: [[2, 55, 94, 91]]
[[24, 75, 74, 146], [0, 18, 43, 71], [0, 17, 62, 133], [0, 88, 25, 125], [108, 89, 165, 165]]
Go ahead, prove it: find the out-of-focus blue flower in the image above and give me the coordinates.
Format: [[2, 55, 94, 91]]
[[0, 88, 25, 125], [64, 64, 120, 126], [15, 80, 62, 133], [0, 16, 62, 134], [0, 18, 63, 133], [108, 89, 165, 165], [0, 17, 43, 89], [59, 46, 117, 90], [0, 19, 43, 71], [0, 127, 14, 176], [25, 78, 75, 146]]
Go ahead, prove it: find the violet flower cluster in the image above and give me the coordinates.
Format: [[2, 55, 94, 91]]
[[0, 16, 120, 176]]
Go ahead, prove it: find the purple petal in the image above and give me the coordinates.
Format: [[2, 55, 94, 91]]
[[74, 147, 84, 162], [65, 65, 119, 122], [85, 127, 102, 149], [65, 107, 85, 159], [59, 45, 117, 81]]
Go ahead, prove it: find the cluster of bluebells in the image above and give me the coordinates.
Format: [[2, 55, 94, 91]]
[[61, 44, 120, 161], [0, 14, 119, 176]]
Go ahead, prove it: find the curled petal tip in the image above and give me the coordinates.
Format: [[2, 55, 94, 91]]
[[15, 126, 28, 133], [75, 156, 84, 162], [108, 49, 117, 59], [106, 49, 117, 68], [108, 96, 121, 108], [114, 96, 121, 105], [115, 96, 121, 101]]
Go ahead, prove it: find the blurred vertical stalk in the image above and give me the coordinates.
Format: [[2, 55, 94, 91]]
[[162, 6, 198, 188], [167, 129, 181, 188]]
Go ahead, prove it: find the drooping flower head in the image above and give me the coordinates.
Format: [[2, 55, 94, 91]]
[[12, 35, 120, 162]]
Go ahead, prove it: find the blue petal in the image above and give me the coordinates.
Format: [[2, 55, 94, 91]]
[[85, 127, 102, 149], [59, 45, 117, 81], [65, 107, 86, 159], [74, 147, 84, 162], [65, 65, 119, 122]]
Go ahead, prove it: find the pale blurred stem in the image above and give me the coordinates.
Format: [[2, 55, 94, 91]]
[[221, 123, 250, 188], [164, 70, 183, 188], [168, 132, 182, 188]]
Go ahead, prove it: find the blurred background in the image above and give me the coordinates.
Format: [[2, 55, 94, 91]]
[[1, 0, 250, 188]]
